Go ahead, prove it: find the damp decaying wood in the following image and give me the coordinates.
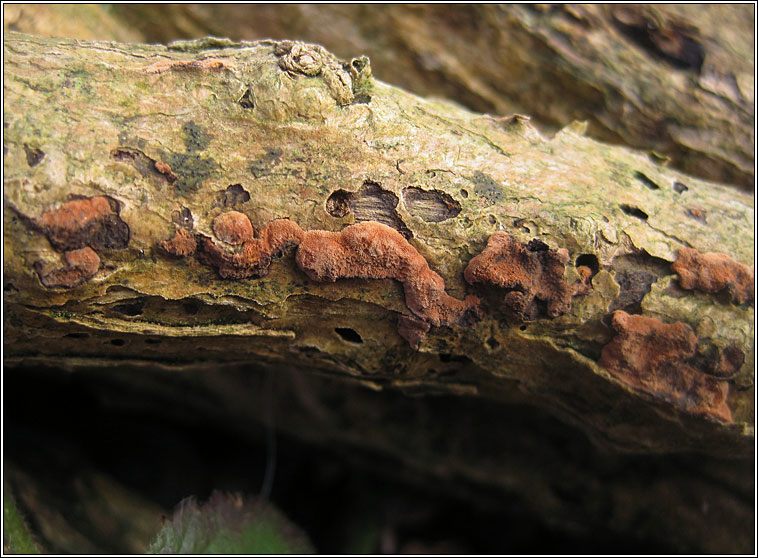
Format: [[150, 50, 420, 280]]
[[2, 32, 754, 553]]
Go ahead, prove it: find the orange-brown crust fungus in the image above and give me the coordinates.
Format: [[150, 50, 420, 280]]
[[598, 310, 732, 423], [35, 246, 100, 289], [31, 196, 129, 289], [154, 160, 177, 182], [143, 58, 237, 75], [296, 222, 482, 330], [170, 219, 479, 347], [397, 315, 432, 350], [34, 196, 130, 252], [199, 218, 305, 279], [159, 228, 197, 257], [464, 233, 573, 320], [212, 211, 254, 245], [573, 265, 594, 296], [672, 247, 754, 305]]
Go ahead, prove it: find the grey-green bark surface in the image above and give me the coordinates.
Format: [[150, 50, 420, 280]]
[[11, 3, 749, 190], [3, 32, 755, 553]]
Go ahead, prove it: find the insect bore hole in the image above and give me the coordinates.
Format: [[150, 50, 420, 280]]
[[619, 204, 649, 221], [575, 254, 600, 277], [335, 327, 363, 344]]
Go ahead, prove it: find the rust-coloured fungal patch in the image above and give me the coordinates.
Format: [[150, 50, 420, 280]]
[[212, 211, 254, 245], [143, 58, 238, 74], [35, 197, 110, 249], [464, 233, 573, 320], [31, 196, 129, 289], [672, 247, 754, 305], [598, 310, 732, 423], [35, 246, 100, 289], [34, 196, 130, 252], [397, 314, 432, 350], [198, 219, 305, 279], [573, 265, 594, 296], [162, 215, 481, 347], [296, 222, 482, 329], [154, 160, 177, 182], [159, 228, 197, 257]]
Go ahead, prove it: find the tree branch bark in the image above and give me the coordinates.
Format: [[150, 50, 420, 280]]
[[4, 31, 754, 452], [9, 4, 750, 189], [4, 30, 755, 553]]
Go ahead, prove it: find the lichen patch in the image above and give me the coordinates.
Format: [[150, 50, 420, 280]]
[[598, 310, 732, 423], [470, 172, 505, 203]]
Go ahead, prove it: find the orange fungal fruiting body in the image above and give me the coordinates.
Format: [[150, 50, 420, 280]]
[[598, 310, 732, 423], [36, 246, 101, 289], [296, 222, 481, 328], [464, 233, 573, 320], [672, 247, 754, 305]]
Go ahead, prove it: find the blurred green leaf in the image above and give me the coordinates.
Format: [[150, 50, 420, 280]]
[[3, 485, 42, 554], [148, 492, 313, 554]]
